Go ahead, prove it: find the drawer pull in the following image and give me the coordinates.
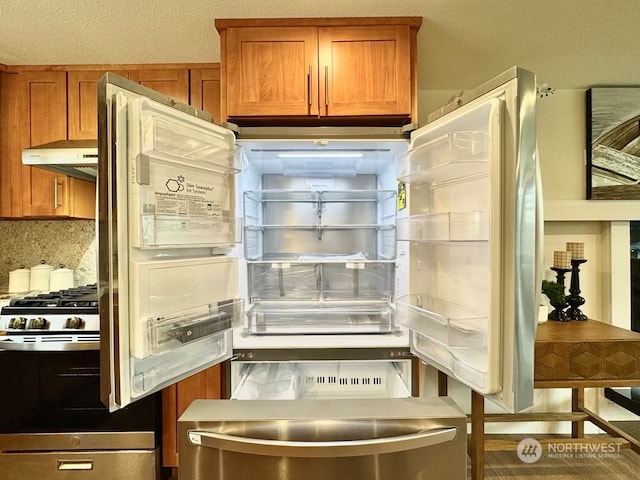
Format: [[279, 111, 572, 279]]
[[58, 460, 94, 470]]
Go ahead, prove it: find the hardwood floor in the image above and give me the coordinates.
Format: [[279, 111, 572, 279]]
[[471, 444, 640, 479]]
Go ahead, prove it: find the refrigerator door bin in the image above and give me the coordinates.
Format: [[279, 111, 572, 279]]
[[178, 398, 467, 480], [231, 360, 412, 400], [396, 294, 487, 347], [245, 302, 396, 335], [396, 129, 490, 184], [134, 97, 241, 172], [397, 211, 489, 242], [147, 298, 244, 355], [129, 97, 241, 250]]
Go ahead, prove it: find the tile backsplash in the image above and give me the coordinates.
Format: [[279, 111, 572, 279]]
[[0, 220, 96, 290]]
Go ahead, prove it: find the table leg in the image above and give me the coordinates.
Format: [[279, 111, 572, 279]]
[[571, 388, 585, 438], [470, 390, 485, 480]]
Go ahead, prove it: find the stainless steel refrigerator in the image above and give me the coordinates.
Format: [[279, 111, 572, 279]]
[[97, 66, 540, 479]]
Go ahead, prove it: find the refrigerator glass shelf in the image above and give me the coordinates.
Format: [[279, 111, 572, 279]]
[[243, 223, 396, 230], [397, 211, 489, 242], [245, 301, 396, 335], [244, 190, 397, 203]]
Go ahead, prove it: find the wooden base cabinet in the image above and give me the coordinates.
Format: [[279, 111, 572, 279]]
[[162, 365, 224, 469], [216, 17, 422, 125]]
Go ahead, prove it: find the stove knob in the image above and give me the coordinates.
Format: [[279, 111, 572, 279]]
[[28, 317, 49, 330], [65, 317, 85, 329], [8, 317, 27, 329]]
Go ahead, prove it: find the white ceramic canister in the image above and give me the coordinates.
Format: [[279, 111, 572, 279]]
[[29, 261, 55, 291], [8, 266, 31, 293], [49, 265, 75, 292]]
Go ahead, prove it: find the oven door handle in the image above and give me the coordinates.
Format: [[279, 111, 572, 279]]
[[58, 460, 94, 471], [187, 426, 457, 458]]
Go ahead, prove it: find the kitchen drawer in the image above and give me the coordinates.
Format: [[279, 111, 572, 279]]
[[0, 449, 158, 480]]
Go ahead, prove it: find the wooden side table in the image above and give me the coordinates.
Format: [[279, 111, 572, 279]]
[[441, 320, 640, 480]]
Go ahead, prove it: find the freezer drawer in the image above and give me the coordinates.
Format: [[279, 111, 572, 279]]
[[178, 398, 466, 480], [230, 360, 412, 400]]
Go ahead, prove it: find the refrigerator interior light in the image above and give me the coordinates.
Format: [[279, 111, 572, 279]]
[[282, 167, 357, 177], [277, 153, 364, 158]]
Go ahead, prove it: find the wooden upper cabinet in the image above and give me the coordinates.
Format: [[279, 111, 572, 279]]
[[68, 70, 128, 140], [20, 71, 71, 217], [128, 69, 190, 103], [216, 17, 422, 125], [223, 27, 318, 118], [318, 25, 412, 117], [190, 67, 222, 123]]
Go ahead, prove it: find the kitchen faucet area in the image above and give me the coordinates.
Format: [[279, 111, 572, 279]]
[[2, 2, 640, 480]]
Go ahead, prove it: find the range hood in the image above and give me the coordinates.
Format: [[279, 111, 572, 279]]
[[22, 140, 97, 182]]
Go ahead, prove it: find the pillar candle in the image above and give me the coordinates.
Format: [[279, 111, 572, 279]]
[[566, 242, 584, 260], [553, 250, 572, 269]]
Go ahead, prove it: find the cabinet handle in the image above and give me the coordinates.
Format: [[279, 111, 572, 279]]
[[307, 65, 312, 110], [324, 66, 329, 114], [58, 460, 94, 470], [53, 178, 61, 210]]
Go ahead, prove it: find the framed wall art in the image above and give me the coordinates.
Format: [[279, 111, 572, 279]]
[[587, 87, 640, 199]]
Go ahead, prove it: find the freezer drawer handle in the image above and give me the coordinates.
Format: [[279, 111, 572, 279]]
[[58, 460, 94, 470], [187, 426, 457, 458]]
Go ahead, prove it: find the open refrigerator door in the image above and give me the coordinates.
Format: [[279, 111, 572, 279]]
[[395, 67, 539, 412], [97, 74, 243, 411]]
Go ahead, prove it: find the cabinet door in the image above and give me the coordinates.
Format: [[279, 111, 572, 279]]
[[225, 27, 318, 117], [318, 25, 412, 117], [162, 365, 224, 467], [68, 70, 128, 140], [20, 71, 70, 217], [190, 67, 222, 124], [0, 70, 13, 217], [128, 69, 189, 104]]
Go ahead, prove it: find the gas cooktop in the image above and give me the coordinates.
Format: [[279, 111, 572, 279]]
[[0, 284, 99, 351]]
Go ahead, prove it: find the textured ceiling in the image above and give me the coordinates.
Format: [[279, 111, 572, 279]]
[[1, 0, 639, 90]]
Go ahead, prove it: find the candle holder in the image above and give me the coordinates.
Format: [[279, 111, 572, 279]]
[[566, 258, 588, 321], [548, 266, 570, 322]]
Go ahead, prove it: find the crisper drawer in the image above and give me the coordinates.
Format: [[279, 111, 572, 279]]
[[0, 450, 158, 480], [245, 302, 396, 335], [231, 360, 412, 400], [247, 261, 395, 301]]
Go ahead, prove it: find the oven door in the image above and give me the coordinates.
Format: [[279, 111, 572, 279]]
[[97, 73, 243, 411]]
